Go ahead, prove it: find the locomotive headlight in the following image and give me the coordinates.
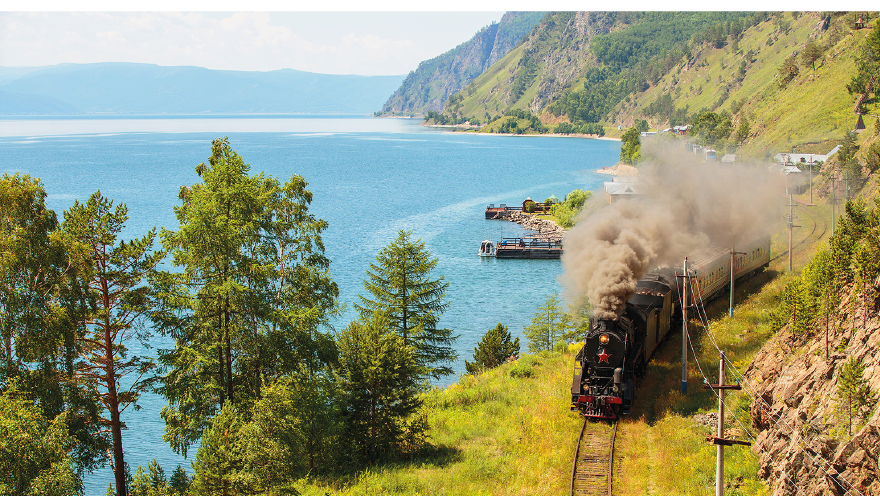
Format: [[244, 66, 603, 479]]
[[599, 334, 610, 345]]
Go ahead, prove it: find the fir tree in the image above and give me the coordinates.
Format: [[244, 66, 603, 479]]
[[336, 311, 422, 465], [355, 230, 457, 380], [465, 323, 520, 374]]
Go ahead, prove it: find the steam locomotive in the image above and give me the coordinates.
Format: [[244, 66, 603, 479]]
[[570, 237, 771, 419]]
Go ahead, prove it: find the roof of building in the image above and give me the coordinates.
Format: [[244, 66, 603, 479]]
[[721, 154, 736, 163]]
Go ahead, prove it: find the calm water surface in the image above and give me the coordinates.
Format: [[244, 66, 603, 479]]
[[1, 116, 619, 494]]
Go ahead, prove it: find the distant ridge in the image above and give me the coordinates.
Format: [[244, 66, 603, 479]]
[[0, 62, 406, 115]]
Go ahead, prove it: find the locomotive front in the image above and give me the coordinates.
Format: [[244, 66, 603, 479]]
[[570, 317, 634, 419]]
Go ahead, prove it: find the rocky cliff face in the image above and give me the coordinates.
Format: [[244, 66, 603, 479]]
[[378, 12, 543, 116], [745, 284, 880, 495]]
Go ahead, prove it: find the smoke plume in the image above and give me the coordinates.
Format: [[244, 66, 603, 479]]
[[561, 142, 784, 320]]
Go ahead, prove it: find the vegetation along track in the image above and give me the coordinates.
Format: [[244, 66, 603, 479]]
[[570, 419, 618, 496], [770, 199, 828, 266]]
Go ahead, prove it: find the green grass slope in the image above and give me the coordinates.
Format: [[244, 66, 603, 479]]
[[617, 12, 871, 156]]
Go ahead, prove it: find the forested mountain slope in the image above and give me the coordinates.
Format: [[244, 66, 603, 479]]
[[438, 12, 878, 157], [377, 11, 544, 116], [443, 12, 750, 122]]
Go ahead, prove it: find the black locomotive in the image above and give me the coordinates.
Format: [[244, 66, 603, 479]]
[[570, 238, 771, 419]]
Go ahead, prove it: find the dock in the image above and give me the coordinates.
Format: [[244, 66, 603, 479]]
[[495, 236, 563, 259], [485, 198, 552, 219]]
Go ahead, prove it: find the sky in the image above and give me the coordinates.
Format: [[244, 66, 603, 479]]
[[2, 3, 874, 76], [0, 11, 508, 76]]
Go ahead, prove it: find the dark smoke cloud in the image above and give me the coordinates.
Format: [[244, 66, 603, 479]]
[[561, 142, 784, 320]]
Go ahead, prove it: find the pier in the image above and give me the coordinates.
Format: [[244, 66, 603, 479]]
[[485, 198, 552, 219], [495, 236, 563, 259]]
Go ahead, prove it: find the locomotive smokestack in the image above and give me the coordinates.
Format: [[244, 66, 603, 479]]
[[561, 144, 781, 318]]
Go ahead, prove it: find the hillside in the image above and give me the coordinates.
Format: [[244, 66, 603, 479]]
[[437, 12, 877, 157], [615, 12, 870, 157], [377, 11, 544, 117], [0, 63, 405, 115]]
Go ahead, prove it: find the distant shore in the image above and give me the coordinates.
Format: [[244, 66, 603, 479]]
[[425, 125, 623, 141]]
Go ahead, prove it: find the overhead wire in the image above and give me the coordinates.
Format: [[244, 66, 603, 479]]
[[674, 271, 806, 494], [686, 275, 863, 496]]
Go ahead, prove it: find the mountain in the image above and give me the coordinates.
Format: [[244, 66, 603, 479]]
[[434, 12, 876, 157], [0, 63, 406, 115], [377, 11, 544, 117]]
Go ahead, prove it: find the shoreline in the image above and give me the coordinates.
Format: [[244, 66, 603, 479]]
[[594, 163, 638, 176], [422, 124, 623, 141]]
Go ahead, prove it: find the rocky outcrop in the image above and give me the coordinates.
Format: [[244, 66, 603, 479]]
[[379, 12, 544, 116], [506, 210, 565, 237], [744, 286, 880, 496]]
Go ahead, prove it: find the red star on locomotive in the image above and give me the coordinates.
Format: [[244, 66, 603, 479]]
[[596, 349, 610, 363]]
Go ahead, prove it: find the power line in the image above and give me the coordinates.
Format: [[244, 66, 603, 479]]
[[687, 279, 864, 496]]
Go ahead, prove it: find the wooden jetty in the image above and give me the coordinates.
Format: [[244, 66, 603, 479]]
[[495, 236, 563, 259]]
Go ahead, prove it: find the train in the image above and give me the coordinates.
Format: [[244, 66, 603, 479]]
[[570, 237, 771, 419]]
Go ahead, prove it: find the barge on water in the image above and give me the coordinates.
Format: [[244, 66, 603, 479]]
[[495, 236, 563, 259]]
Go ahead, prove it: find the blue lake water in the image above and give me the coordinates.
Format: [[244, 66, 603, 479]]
[[1, 115, 619, 494]]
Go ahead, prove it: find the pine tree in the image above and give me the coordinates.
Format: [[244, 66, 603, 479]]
[[355, 230, 457, 380], [63, 192, 163, 496], [836, 356, 877, 436], [465, 323, 520, 374], [523, 292, 574, 353], [336, 311, 422, 465]]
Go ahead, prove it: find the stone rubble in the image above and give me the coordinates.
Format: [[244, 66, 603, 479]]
[[505, 210, 566, 237]]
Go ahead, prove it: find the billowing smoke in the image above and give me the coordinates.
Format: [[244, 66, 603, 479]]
[[561, 142, 784, 320]]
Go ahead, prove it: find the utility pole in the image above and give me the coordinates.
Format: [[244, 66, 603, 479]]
[[679, 257, 689, 394], [831, 175, 837, 236], [787, 195, 799, 272], [809, 157, 814, 204], [729, 247, 745, 318], [703, 351, 750, 496]]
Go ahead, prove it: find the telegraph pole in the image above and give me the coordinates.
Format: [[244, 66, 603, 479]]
[[809, 157, 814, 204], [831, 175, 837, 236], [716, 353, 726, 496], [703, 351, 750, 496], [787, 195, 799, 272], [680, 257, 689, 394], [729, 247, 745, 317]]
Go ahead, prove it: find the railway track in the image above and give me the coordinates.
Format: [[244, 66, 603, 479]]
[[771, 199, 828, 265], [570, 419, 618, 496]]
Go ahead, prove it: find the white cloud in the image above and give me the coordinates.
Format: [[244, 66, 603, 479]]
[[0, 11, 504, 75]]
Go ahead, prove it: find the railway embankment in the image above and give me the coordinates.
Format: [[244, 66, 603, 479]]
[[744, 285, 880, 496]]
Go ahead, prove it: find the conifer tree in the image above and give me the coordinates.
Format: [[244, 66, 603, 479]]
[[336, 311, 422, 465], [0, 174, 108, 472], [63, 192, 163, 496], [836, 356, 877, 436], [355, 230, 457, 380], [465, 323, 519, 374], [523, 292, 574, 353]]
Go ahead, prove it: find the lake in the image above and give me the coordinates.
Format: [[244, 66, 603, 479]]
[[0, 115, 619, 494]]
